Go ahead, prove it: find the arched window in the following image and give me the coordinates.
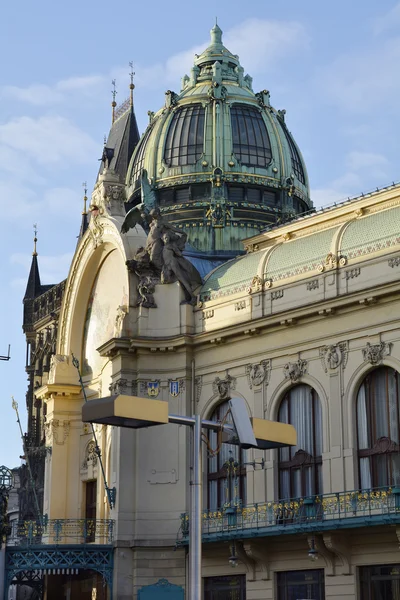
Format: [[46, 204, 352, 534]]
[[231, 105, 272, 167], [164, 104, 205, 167], [278, 385, 323, 499], [207, 401, 246, 510], [357, 367, 400, 489]]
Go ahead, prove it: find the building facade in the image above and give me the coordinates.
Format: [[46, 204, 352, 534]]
[[9, 23, 400, 600]]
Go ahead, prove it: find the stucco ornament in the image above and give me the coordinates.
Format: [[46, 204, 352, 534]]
[[247, 275, 263, 295], [124, 204, 202, 307], [103, 184, 126, 217], [320, 342, 348, 373], [113, 305, 128, 337], [283, 359, 307, 383], [246, 360, 271, 389], [362, 341, 392, 365], [212, 373, 236, 400], [48, 354, 69, 384]]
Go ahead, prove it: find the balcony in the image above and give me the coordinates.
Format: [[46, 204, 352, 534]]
[[7, 518, 114, 546], [178, 487, 400, 543]]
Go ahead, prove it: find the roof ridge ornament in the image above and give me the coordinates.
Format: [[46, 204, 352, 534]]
[[210, 21, 223, 46]]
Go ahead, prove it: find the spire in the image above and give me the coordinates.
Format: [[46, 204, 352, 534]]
[[129, 61, 135, 108], [111, 79, 117, 124], [77, 182, 89, 243], [97, 67, 140, 182], [24, 225, 41, 300]]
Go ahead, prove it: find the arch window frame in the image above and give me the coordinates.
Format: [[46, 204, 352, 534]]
[[230, 104, 272, 168], [278, 384, 323, 500], [207, 401, 247, 510], [356, 366, 400, 490]]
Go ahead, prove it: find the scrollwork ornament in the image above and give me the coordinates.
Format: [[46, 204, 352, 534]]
[[362, 341, 392, 365], [195, 375, 202, 404], [247, 275, 263, 295], [283, 359, 307, 383]]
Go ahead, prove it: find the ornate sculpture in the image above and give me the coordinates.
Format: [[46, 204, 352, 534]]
[[212, 373, 236, 400], [362, 341, 392, 365], [123, 205, 202, 307], [246, 360, 271, 389], [283, 359, 307, 383], [320, 342, 348, 373]]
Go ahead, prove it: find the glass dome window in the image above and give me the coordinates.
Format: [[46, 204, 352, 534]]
[[231, 105, 272, 167], [131, 123, 155, 188], [164, 104, 205, 167], [280, 123, 306, 185]]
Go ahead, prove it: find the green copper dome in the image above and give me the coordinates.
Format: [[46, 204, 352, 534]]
[[126, 24, 312, 256]]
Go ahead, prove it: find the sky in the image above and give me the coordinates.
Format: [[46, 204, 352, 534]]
[[0, 0, 399, 468]]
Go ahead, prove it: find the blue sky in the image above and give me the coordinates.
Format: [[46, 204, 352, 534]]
[[1, 0, 399, 467]]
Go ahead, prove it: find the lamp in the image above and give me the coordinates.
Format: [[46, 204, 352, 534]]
[[228, 541, 238, 567], [308, 537, 319, 561]]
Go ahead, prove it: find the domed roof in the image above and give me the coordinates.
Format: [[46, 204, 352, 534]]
[[126, 24, 312, 257]]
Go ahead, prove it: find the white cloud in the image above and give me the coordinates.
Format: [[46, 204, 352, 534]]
[[346, 151, 389, 171], [0, 146, 45, 184], [310, 187, 347, 209], [316, 37, 400, 113], [0, 115, 98, 166], [0, 179, 40, 219], [2, 74, 106, 106], [373, 2, 400, 35]]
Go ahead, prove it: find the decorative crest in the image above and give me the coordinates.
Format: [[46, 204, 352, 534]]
[[212, 373, 236, 400], [283, 359, 307, 383], [362, 341, 392, 365], [320, 342, 349, 373], [246, 360, 271, 389]]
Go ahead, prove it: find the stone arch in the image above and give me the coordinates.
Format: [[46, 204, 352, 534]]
[[57, 216, 145, 362], [267, 373, 329, 454], [201, 391, 252, 421]]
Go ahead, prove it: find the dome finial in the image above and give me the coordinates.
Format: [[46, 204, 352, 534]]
[[82, 181, 88, 215], [129, 61, 135, 108], [210, 20, 223, 45], [32, 223, 38, 256], [111, 79, 117, 124]]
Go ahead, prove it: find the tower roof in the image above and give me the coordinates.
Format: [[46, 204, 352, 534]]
[[98, 102, 140, 182], [23, 230, 41, 300]]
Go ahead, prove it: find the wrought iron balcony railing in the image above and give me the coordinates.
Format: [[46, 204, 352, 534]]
[[7, 518, 114, 546], [178, 487, 400, 542]]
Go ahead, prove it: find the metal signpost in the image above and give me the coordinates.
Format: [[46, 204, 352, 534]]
[[82, 394, 296, 600]]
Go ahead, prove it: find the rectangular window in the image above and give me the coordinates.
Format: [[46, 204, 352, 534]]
[[360, 565, 400, 600], [277, 569, 325, 600], [204, 574, 246, 599], [85, 480, 97, 543]]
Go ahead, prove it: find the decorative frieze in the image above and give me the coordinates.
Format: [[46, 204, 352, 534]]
[[234, 300, 247, 311], [246, 360, 271, 389], [195, 376, 202, 404], [212, 373, 236, 400], [202, 309, 214, 320], [45, 419, 70, 445], [362, 341, 392, 365], [271, 289, 284, 300], [343, 268, 361, 280], [109, 378, 129, 395], [283, 359, 307, 383], [306, 280, 319, 291], [320, 342, 349, 373], [388, 257, 400, 268]]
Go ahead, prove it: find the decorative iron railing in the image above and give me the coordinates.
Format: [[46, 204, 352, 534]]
[[178, 487, 400, 541], [7, 518, 114, 546]]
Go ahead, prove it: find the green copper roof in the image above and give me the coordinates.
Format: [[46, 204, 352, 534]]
[[340, 206, 400, 259], [125, 23, 312, 257], [199, 202, 400, 300]]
